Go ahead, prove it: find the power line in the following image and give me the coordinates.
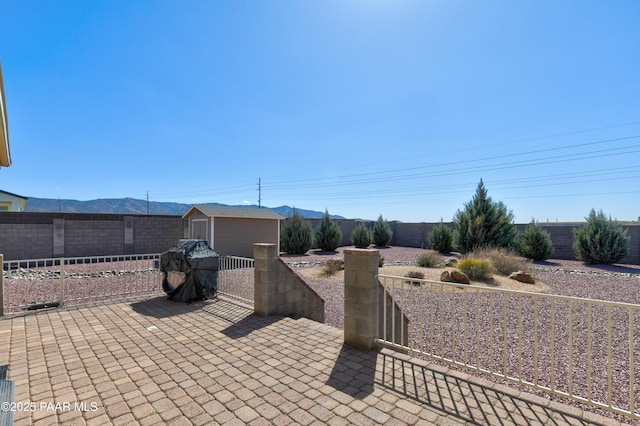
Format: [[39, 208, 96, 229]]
[[262, 143, 640, 191], [263, 135, 639, 189]]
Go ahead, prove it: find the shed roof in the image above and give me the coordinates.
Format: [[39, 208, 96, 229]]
[[184, 205, 286, 220]]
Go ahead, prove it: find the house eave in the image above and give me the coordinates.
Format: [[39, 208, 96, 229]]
[[0, 61, 11, 168]]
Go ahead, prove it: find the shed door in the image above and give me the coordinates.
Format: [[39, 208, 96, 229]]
[[191, 219, 208, 240]]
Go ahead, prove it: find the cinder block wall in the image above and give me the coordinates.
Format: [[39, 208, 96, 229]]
[[0, 212, 184, 260], [253, 243, 324, 322], [64, 219, 124, 257], [1, 212, 638, 263], [304, 219, 640, 264]]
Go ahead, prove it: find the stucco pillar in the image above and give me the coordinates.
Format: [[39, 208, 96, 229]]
[[124, 216, 134, 254], [253, 243, 281, 316], [53, 219, 65, 258], [344, 248, 380, 350]]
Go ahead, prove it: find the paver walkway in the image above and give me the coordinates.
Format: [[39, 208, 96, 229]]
[[0, 297, 630, 425]]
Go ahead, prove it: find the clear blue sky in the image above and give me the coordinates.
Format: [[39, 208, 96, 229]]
[[1, 1, 639, 222]]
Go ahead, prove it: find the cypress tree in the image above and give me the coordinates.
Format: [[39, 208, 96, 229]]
[[573, 209, 629, 264], [453, 180, 517, 253], [315, 210, 342, 251], [516, 220, 554, 261], [280, 210, 313, 254], [372, 214, 393, 247]]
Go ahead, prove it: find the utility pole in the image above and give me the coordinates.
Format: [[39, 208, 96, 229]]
[[258, 178, 261, 208]]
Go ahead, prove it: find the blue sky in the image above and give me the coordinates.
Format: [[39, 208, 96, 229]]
[[1, 1, 639, 222]]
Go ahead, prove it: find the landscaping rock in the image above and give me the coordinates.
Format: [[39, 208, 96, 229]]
[[450, 270, 470, 284], [509, 271, 535, 284], [440, 271, 453, 282], [444, 258, 458, 267]]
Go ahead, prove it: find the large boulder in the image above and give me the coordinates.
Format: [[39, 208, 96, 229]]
[[450, 270, 470, 284], [440, 271, 453, 282], [509, 271, 535, 284]]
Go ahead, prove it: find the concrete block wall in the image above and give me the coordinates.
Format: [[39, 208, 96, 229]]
[[304, 218, 639, 264], [253, 243, 325, 323], [64, 219, 124, 257], [0, 223, 52, 259], [2, 212, 638, 263], [0, 212, 185, 260], [133, 216, 184, 255], [343, 249, 409, 350]]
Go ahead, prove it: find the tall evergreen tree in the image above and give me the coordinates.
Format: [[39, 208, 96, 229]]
[[573, 209, 629, 264], [453, 180, 517, 253], [315, 210, 342, 251], [372, 214, 393, 247], [280, 210, 313, 254]]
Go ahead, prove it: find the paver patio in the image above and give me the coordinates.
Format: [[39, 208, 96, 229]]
[[0, 297, 630, 425]]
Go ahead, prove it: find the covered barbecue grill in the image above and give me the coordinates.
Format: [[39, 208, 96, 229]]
[[160, 239, 219, 303]]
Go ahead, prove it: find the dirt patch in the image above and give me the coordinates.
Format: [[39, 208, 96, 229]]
[[296, 264, 550, 293]]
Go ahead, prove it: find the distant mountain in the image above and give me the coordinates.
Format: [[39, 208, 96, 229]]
[[23, 197, 345, 219]]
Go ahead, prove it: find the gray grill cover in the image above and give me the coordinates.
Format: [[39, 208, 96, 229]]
[[160, 240, 219, 303]]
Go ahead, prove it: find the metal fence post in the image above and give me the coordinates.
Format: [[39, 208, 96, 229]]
[[58, 258, 64, 307]]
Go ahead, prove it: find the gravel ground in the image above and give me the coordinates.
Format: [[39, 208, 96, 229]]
[[3, 258, 163, 312], [4, 246, 640, 423], [286, 246, 640, 424]]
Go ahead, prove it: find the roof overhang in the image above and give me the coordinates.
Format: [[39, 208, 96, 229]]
[[0, 62, 11, 167], [183, 205, 286, 220]]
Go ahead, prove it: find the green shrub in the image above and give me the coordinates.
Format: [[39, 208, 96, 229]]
[[472, 246, 530, 275], [280, 210, 313, 254], [372, 215, 393, 246], [516, 221, 554, 261], [379, 256, 385, 268], [453, 180, 517, 253], [429, 222, 454, 253], [457, 257, 493, 280], [351, 224, 372, 249], [416, 251, 443, 268], [315, 210, 342, 251], [573, 209, 629, 264]]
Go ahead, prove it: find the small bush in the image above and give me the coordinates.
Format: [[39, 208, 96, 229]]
[[472, 247, 530, 275], [372, 215, 393, 246], [280, 210, 313, 254], [322, 259, 344, 276], [379, 256, 385, 268], [457, 257, 493, 280], [429, 223, 454, 254], [315, 210, 342, 251], [416, 251, 443, 268], [516, 221, 554, 261], [573, 209, 629, 264], [351, 224, 372, 249]]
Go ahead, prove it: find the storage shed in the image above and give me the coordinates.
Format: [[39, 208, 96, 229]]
[[182, 205, 286, 258]]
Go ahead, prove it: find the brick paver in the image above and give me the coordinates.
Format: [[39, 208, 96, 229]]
[[0, 296, 631, 425]]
